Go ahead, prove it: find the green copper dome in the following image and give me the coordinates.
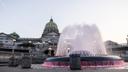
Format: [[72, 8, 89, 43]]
[[43, 18, 59, 35]]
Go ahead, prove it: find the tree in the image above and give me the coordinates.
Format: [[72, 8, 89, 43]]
[[9, 32, 20, 39]]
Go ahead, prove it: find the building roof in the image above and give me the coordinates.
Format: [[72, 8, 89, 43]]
[[42, 18, 59, 36]]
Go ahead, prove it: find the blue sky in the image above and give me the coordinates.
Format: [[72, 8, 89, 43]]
[[0, 0, 128, 43]]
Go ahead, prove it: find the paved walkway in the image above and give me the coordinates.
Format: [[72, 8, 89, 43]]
[[0, 64, 128, 72]]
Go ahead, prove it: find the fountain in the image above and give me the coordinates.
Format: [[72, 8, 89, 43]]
[[42, 24, 124, 69]]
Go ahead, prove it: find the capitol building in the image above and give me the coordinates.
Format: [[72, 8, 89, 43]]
[[0, 18, 60, 56], [1, 18, 128, 59]]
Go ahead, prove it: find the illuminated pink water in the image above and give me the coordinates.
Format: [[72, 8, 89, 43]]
[[42, 60, 124, 68]]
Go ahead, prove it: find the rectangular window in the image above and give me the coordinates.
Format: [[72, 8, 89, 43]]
[[0, 38, 3, 40]]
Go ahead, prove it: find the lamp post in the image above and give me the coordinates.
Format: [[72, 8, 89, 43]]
[[8, 39, 18, 67], [12, 39, 16, 56], [48, 47, 52, 56], [28, 41, 32, 55]]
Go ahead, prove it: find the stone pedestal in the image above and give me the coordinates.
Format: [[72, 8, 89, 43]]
[[69, 54, 81, 70], [8, 56, 19, 67], [21, 55, 31, 68]]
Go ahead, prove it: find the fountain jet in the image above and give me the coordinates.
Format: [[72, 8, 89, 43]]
[[42, 24, 124, 69]]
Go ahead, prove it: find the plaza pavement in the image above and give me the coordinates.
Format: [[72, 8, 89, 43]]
[[0, 64, 128, 72]]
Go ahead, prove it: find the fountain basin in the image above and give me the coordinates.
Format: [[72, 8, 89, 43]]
[[42, 55, 124, 68]]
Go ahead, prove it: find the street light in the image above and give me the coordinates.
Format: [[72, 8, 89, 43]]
[[9, 39, 17, 66], [48, 47, 52, 56], [28, 41, 32, 56], [12, 39, 16, 56]]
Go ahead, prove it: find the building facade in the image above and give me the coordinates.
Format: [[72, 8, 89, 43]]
[[0, 18, 60, 56], [0, 33, 15, 48]]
